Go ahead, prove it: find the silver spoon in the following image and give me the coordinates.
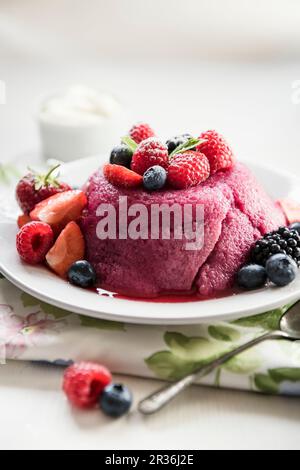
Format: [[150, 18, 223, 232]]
[[139, 300, 300, 415]]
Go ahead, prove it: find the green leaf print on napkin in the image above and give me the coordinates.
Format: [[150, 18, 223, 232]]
[[269, 368, 300, 383], [21, 292, 125, 331], [145, 351, 198, 381], [224, 349, 262, 375], [254, 373, 279, 394], [208, 325, 241, 342], [232, 304, 293, 331]]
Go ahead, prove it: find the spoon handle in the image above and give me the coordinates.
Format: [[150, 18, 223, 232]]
[[139, 330, 287, 415]]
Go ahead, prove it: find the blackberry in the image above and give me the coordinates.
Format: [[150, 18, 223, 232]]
[[166, 133, 192, 154], [251, 227, 300, 266]]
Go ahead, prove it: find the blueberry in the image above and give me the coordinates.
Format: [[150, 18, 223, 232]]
[[143, 165, 167, 191], [289, 222, 300, 235], [265, 254, 298, 287], [110, 144, 133, 168], [100, 383, 132, 418], [166, 133, 192, 154], [237, 264, 267, 290], [68, 260, 97, 288]]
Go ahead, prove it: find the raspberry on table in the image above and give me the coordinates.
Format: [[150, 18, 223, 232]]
[[104, 164, 143, 188], [16, 221, 54, 264], [63, 362, 112, 409], [196, 130, 234, 174], [167, 151, 210, 189], [131, 138, 169, 176], [129, 122, 155, 144]]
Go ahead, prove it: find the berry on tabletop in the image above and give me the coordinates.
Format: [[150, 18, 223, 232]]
[[16, 221, 54, 265], [103, 164, 143, 189], [265, 253, 298, 287], [110, 144, 133, 168], [196, 130, 234, 174], [167, 151, 210, 189], [131, 137, 169, 175], [63, 362, 112, 409], [16, 165, 71, 214], [100, 383, 133, 418], [143, 165, 167, 191], [68, 260, 97, 288], [46, 221, 85, 278], [129, 122, 155, 144]]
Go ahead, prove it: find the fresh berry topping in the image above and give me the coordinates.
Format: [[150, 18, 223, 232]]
[[68, 260, 97, 288], [16, 165, 71, 214], [63, 362, 112, 409], [17, 213, 32, 229], [104, 164, 143, 189], [196, 130, 234, 174], [265, 254, 298, 287], [16, 221, 54, 265], [110, 144, 133, 168], [277, 199, 300, 224], [131, 138, 169, 175], [46, 221, 85, 278], [167, 151, 210, 189], [30, 190, 87, 229], [289, 222, 300, 234], [143, 165, 167, 191], [166, 133, 192, 155], [129, 122, 155, 144], [251, 227, 300, 266], [237, 264, 267, 290], [100, 383, 132, 417]]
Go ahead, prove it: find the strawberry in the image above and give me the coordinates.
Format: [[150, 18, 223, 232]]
[[30, 190, 87, 230], [277, 199, 300, 224], [131, 137, 169, 175], [16, 165, 71, 214], [16, 221, 54, 264], [129, 122, 155, 144], [46, 221, 85, 278], [196, 130, 234, 174], [103, 164, 143, 188], [17, 213, 32, 229], [63, 362, 112, 409], [168, 151, 210, 189]]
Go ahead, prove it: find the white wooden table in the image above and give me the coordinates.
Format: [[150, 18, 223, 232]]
[[1, 59, 300, 450]]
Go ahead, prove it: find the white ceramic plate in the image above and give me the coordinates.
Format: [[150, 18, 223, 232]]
[[1, 156, 300, 325]]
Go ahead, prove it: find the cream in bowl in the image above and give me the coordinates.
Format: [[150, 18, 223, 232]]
[[38, 85, 130, 162]]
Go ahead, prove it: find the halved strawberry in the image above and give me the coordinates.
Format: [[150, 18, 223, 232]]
[[46, 221, 85, 278], [30, 190, 87, 229], [17, 213, 32, 229], [103, 164, 143, 189], [277, 198, 300, 224]]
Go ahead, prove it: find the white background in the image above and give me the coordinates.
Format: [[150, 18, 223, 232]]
[[1, 0, 300, 450]]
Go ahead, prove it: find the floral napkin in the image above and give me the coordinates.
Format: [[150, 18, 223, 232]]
[[1, 275, 300, 395]]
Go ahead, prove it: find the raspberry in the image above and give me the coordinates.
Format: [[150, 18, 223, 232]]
[[63, 362, 112, 408], [16, 165, 71, 214], [131, 138, 169, 175], [104, 164, 143, 188], [16, 221, 54, 264], [196, 130, 234, 174], [168, 151, 210, 189], [129, 122, 155, 144]]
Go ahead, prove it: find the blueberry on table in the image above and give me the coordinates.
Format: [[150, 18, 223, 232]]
[[237, 264, 267, 289], [265, 254, 298, 287], [110, 144, 133, 168], [67, 260, 97, 288], [143, 165, 167, 191], [100, 383, 132, 418]]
